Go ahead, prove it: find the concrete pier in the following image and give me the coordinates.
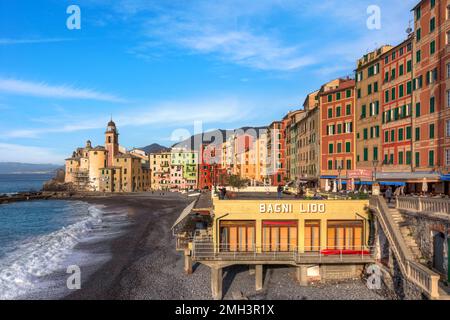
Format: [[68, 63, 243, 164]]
[[296, 265, 308, 286], [255, 265, 263, 291], [184, 249, 192, 274], [211, 267, 223, 300]]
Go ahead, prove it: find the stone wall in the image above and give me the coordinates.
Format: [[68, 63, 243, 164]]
[[399, 210, 449, 276]]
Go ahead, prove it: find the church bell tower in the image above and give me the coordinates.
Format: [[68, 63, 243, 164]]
[[105, 119, 119, 167]]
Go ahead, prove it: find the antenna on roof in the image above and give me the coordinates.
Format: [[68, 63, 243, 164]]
[[406, 19, 413, 34]]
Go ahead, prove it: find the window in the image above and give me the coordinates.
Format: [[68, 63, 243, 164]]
[[447, 120, 450, 137], [346, 89, 351, 98], [374, 81, 378, 93], [431, 0, 435, 8], [329, 143, 334, 154], [447, 31, 450, 45], [391, 130, 395, 142], [363, 148, 368, 161], [430, 123, 435, 139], [430, 40, 436, 55], [368, 84, 372, 95], [391, 68, 396, 80], [415, 152, 420, 167], [407, 60, 412, 72], [430, 17, 436, 32], [345, 122, 353, 133], [336, 92, 341, 100], [357, 89, 361, 99], [328, 108, 333, 118], [399, 128, 404, 141], [416, 50, 421, 63], [416, 6, 421, 20], [337, 123, 342, 134], [416, 102, 421, 117], [429, 150, 435, 166], [346, 104, 351, 115], [385, 90, 389, 103], [363, 128, 368, 140], [385, 130, 389, 142], [346, 159, 351, 170], [328, 94, 332, 102], [373, 147, 378, 161], [399, 151, 404, 165], [430, 97, 435, 113], [328, 160, 333, 170], [361, 104, 366, 118], [399, 64, 404, 76], [336, 106, 341, 117], [447, 90, 450, 107], [406, 151, 412, 165], [446, 149, 450, 166], [391, 87, 396, 101], [415, 127, 420, 141], [399, 84, 404, 97], [416, 28, 422, 41], [406, 126, 412, 139], [447, 63, 450, 78], [345, 142, 351, 153]]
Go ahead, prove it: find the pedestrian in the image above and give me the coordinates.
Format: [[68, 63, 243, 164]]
[[385, 187, 393, 204], [277, 184, 283, 199]]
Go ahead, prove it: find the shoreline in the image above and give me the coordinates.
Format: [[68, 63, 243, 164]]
[[63, 192, 191, 300]]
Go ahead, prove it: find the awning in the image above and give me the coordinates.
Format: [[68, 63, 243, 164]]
[[320, 175, 337, 179], [171, 201, 196, 230], [441, 175, 450, 182], [379, 181, 406, 186]]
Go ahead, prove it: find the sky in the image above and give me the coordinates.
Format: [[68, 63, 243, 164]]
[[0, 0, 417, 164]]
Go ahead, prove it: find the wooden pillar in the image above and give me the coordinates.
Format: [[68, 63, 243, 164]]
[[211, 266, 223, 300], [296, 265, 308, 286], [255, 265, 263, 291]]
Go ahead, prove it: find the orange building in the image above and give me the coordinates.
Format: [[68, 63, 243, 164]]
[[319, 78, 356, 187]]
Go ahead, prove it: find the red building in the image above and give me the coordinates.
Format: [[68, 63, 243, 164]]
[[319, 78, 356, 187], [381, 36, 414, 171], [199, 143, 222, 190]]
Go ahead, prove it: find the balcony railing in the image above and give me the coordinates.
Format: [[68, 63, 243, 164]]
[[396, 196, 450, 216], [191, 242, 374, 264]]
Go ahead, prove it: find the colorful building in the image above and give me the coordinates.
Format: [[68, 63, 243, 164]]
[[150, 151, 171, 190], [319, 78, 356, 188], [171, 148, 199, 190], [381, 37, 414, 172], [355, 46, 392, 175], [267, 120, 288, 185], [65, 120, 151, 192], [411, 0, 450, 193]]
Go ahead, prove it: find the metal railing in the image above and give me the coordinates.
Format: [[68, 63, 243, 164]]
[[396, 196, 450, 216], [192, 242, 374, 263], [369, 196, 440, 299]]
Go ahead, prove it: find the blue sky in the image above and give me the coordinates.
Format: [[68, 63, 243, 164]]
[[0, 0, 417, 164]]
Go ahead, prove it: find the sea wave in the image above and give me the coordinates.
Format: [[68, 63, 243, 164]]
[[0, 204, 109, 300]]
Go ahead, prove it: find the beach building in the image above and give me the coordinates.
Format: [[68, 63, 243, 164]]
[[65, 120, 151, 192], [266, 120, 288, 185]]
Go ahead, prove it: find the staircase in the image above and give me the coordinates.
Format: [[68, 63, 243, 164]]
[[388, 207, 424, 263], [369, 196, 441, 299]]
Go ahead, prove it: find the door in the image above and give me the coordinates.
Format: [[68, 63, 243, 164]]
[[305, 220, 320, 252], [262, 221, 298, 252], [219, 221, 255, 252], [433, 232, 445, 274], [327, 221, 364, 251]]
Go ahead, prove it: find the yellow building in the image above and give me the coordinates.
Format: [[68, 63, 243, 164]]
[[149, 151, 171, 190], [65, 120, 151, 192]]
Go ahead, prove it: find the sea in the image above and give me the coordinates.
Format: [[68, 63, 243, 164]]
[[0, 174, 129, 299]]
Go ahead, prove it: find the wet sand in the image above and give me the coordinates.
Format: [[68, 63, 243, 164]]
[[65, 192, 191, 300]]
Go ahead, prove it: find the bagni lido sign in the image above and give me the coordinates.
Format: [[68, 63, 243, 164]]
[[259, 203, 326, 214]]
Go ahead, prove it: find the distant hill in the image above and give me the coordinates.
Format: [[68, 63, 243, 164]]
[[0, 162, 62, 174], [172, 127, 268, 151], [139, 143, 170, 154]]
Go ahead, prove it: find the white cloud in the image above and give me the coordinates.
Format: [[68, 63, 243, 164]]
[[2, 97, 255, 138], [0, 38, 72, 45], [0, 78, 127, 103], [0, 143, 65, 164]]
